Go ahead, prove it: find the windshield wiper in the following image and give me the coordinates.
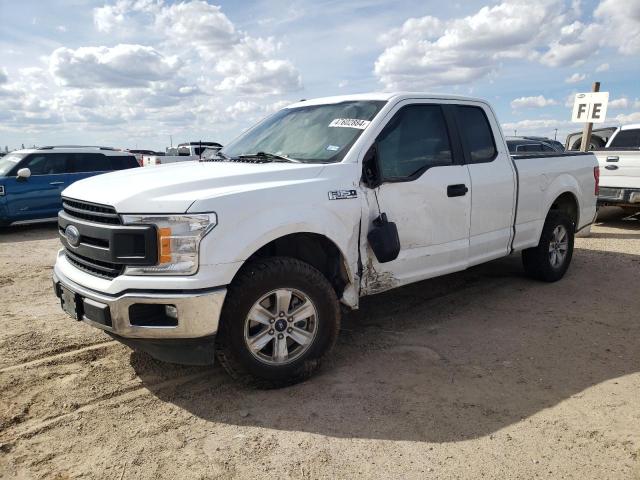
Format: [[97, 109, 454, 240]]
[[237, 151, 300, 163]]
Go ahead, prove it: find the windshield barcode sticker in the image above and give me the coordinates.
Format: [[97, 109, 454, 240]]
[[329, 118, 371, 129]]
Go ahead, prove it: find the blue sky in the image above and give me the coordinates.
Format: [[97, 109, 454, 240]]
[[0, 0, 639, 151]]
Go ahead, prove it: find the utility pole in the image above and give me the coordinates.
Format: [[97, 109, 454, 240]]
[[580, 82, 600, 152], [554, 128, 558, 141], [170, 135, 173, 148], [514, 129, 517, 136]]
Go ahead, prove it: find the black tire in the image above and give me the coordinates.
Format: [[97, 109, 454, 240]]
[[215, 257, 340, 388], [522, 211, 575, 282]]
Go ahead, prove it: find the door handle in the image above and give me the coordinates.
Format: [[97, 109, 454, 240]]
[[447, 184, 468, 197], [50, 181, 65, 185], [605, 165, 618, 170], [606, 156, 619, 162]]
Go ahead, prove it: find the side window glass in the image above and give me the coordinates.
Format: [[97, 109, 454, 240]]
[[456, 106, 497, 163], [377, 104, 453, 180], [110, 155, 137, 170], [541, 143, 555, 152], [23, 154, 68, 175], [73, 153, 109, 172], [609, 129, 640, 148]]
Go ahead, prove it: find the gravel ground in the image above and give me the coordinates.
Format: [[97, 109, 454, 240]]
[[1, 208, 639, 479]]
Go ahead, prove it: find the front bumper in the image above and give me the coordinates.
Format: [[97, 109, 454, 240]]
[[53, 268, 227, 340]]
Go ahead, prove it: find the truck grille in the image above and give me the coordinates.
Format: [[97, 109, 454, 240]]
[[62, 198, 121, 225], [59, 198, 157, 280], [65, 250, 124, 280]]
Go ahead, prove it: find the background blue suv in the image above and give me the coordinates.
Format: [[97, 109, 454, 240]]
[[0, 146, 139, 226]]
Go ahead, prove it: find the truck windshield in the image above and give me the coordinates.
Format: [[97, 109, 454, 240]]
[[221, 100, 387, 163], [0, 153, 26, 177]]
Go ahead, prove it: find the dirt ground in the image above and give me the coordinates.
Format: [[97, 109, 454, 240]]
[[1, 208, 639, 479]]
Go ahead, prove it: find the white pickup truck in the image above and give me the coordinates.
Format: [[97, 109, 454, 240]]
[[142, 142, 222, 166], [594, 124, 640, 216], [53, 93, 598, 387]]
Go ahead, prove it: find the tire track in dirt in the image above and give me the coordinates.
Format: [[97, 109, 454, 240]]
[[0, 340, 118, 374], [1, 370, 217, 444]]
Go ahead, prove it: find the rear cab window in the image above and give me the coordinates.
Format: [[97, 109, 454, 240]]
[[455, 105, 497, 163]]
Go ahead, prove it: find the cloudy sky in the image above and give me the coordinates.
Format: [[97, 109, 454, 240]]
[[0, 0, 639, 151]]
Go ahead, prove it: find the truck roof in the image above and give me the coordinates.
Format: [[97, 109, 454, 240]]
[[285, 92, 488, 109], [618, 123, 640, 130], [10, 146, 132, 156]]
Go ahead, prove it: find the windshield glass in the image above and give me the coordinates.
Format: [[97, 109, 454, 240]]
[[0, 153, 26, 176], [221, 100, 386, 163]]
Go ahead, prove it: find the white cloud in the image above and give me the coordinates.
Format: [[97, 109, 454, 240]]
[[565, 72, 586, 83], [635, 99, 640, 109], [375, 0, 640, 89], [375, 0, 570, 89], [614, 112, 640, 124], [594, 0, 640, 55], [595, 63, 609, 72], [608, 97, 629, 109], [49, 44, 180, 88], [90, 0, 301, 96], [511, 95, 557, 109], [501, 118, 573, 137], [0, 68, 8, 84], [156, 1, 238, 53]]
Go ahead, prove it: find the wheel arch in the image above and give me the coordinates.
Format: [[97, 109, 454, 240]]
[[230, 230, 358, 308]]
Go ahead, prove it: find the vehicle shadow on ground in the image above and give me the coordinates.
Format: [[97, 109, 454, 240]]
[[135, 247, 640, 443], [0, 223, 59, 244]]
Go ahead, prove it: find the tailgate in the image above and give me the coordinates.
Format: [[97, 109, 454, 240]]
[[595, 150, 640, 188]]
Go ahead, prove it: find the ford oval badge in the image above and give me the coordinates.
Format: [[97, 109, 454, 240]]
[[65, 225, 81, 247]]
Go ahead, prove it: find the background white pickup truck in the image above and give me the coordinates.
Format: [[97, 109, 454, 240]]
[[142, 141, 222, 166], [593, 124, 640, 216], [53, 93, 598, 387]]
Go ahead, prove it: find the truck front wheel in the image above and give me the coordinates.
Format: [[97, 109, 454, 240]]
[[215, 257, 340, 388], [522, 211, 575, 282]]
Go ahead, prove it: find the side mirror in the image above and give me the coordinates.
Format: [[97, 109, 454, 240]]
[[362, 143, 382, 188], [17, 168, 31, 179], [367, 213, 400, 263]]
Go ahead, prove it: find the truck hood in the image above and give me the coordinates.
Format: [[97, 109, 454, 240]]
[[62, 161, 326, 213]]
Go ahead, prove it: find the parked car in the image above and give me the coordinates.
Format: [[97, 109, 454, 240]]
[[0, 146, 139, 226], [53, 93, 597, 387], [143, 142, 223, 166], [126, 149, 164, 166], [565, 127, 617, 151], [506, 136, 563, 153], [593, 124, 640, 216]]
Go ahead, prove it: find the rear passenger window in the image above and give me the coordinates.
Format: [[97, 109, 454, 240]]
[[456, 106, 497, 163], [376, 104, 453, 180], [73, 153, 109, 172]]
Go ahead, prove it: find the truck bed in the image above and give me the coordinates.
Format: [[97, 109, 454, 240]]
[[510, 151, 597, 251]]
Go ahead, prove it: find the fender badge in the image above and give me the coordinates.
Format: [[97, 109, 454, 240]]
[[328, 190, 357, 200]]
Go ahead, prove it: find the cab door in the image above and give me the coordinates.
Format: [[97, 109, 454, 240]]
[[5, 153, 72, 221], [454, 103, 517, 266], [362, 101, 472, 291]]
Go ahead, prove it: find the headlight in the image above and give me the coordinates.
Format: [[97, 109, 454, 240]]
[[121, 213, 217, 276]]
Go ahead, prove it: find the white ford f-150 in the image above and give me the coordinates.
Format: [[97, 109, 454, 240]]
[[53, 93, 598, 387], [593, 124, 640, 216]]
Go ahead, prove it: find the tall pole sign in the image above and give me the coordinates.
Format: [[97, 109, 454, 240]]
[[571, 82, 609, 152]]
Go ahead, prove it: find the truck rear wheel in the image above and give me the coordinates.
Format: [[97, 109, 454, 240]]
[[522, 211, 574, 282], [215, 257, 340, 388]]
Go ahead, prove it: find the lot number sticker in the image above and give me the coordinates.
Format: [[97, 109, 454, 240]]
[[329, 118, 371, 129]]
